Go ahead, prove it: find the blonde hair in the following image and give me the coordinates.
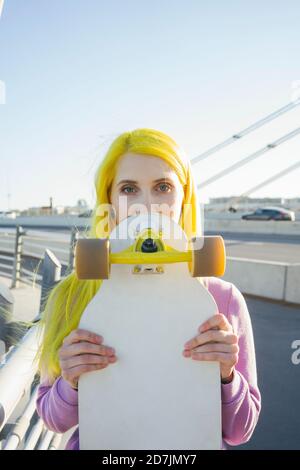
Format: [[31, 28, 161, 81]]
[[34, 128, 203, 384]]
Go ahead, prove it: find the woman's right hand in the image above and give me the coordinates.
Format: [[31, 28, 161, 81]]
[[58, 328, 117, 390]]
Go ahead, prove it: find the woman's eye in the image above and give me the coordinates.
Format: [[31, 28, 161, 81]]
[[157, 183, 172, 193], [121, 186, 137, 194]]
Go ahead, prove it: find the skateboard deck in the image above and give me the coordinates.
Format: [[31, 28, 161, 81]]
[[77, 213, 223, 450]]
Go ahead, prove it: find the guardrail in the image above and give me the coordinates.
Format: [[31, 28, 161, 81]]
[[0, 322, 64, 450], [0, 226, 80, 289], [0, 247, 65, 450], [0, 230, 15, 279]]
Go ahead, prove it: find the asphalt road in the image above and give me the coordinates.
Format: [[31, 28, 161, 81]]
[[206, 231, 300, 263], [229, 295, 300, 450]]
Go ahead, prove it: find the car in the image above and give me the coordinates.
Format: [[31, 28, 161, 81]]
[[78, 209, 93, 218], [241, 206, 295, 221]]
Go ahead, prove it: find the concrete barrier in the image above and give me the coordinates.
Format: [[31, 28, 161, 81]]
[[285, 264, 300, 304], [222, 257, 287, 301], [223, 257, 300, 305], [205, 219, 300, 236]]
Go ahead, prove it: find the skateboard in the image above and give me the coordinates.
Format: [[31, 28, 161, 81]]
[[75, 213, 226, 450]]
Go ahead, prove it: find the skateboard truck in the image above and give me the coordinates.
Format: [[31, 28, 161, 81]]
[[131, 229, 165, 275], [133, 235, 164, 274], [75, 227, 226, 280]]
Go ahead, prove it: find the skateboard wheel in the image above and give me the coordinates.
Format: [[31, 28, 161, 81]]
[[188, 236, 226, 277], [75, 238, 110, 279]]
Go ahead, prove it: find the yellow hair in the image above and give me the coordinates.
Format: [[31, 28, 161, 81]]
[[33, 128, 202, 384]]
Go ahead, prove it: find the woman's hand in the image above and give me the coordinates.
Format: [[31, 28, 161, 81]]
[[182, 313, 239, 382], [58, 328, 117, 390]]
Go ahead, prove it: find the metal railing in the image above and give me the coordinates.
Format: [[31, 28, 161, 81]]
[[0, 226, 80, 289], [0, 226, 79, 450]]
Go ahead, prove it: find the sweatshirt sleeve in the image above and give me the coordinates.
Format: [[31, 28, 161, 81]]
[[35, 376, 79, 434], [221, 283, 261, 446]]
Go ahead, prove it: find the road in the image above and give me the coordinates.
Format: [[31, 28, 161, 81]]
[[206, 231, 300, 263], [229, 294, 300, 450]]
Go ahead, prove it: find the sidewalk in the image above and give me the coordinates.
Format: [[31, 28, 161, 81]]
[[0, 275, 41, 322]]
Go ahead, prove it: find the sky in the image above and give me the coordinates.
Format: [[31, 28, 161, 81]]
[[0, 0, 300, 211]]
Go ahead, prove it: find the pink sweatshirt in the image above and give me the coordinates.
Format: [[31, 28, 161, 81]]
[[36, 277, 261, 450]]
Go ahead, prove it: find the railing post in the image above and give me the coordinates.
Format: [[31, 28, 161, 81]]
[[38, 249, 61, 318], [67, 227, 79, 275], [11, 226, 25, 289]]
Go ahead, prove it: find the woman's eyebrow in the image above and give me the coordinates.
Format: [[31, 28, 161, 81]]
[[153, 177, 174, 184], [117, 177, 174, 187], [117, 179, 138, 187]]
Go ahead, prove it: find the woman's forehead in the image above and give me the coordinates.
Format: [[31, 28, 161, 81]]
[[114, 152, 178, 180]]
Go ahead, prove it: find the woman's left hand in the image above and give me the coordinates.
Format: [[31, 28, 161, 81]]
[[182, 313, 239, 383]]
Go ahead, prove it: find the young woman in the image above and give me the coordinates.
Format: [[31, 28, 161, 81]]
[[35, 128, 261, 450]]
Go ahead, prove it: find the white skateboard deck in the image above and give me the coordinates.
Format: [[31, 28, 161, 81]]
[[78, 213, 221, 450]]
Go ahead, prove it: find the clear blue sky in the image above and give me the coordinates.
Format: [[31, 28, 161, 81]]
[[0, 0, 299, 211]]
